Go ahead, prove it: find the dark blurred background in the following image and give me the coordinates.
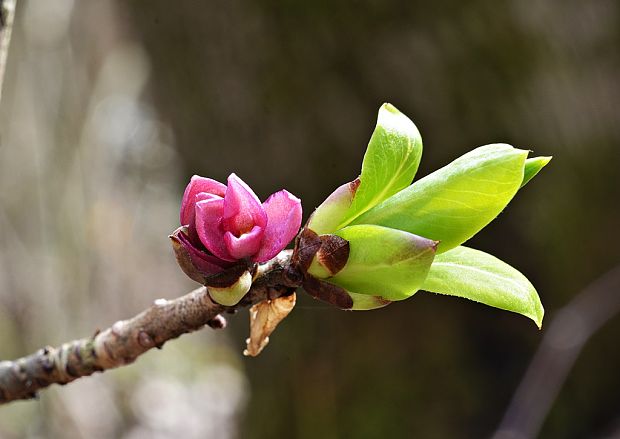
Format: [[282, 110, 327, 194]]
[[0, 0, 619, 438]]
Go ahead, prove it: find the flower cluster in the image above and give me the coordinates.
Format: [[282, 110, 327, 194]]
[[171, 173, 302, 304]]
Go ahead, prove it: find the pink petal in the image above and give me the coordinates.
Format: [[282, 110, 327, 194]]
[[180, 175, 227, 226], [187, 192, 221, 246], [224, 225, 264, 259], [253, 190, 302, 262], [222, 174, 267, 236], [195, 197, 235, 261], [176, 229, 233, 275]]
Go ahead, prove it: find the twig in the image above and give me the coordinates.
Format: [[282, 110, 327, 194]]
[[492, 264, 620, 439], [0, 0, 16, 103], [0, 250, 298, 405]]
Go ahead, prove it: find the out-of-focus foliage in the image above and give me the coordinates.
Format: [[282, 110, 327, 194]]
[[1, 0, 619, 438]]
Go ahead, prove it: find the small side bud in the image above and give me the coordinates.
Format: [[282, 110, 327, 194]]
[[207, 315, 227, 330], [208, 270, 253, 306]]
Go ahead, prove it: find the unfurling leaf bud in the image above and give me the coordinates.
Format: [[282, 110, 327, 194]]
[[300, 104, 550, 323]]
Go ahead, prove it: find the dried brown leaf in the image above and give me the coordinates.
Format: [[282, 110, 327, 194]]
[[243, 293, 296, 357]]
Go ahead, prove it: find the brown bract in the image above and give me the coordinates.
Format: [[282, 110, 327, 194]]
[[290, 228, 355, 309], [315, 234, 350, 276]]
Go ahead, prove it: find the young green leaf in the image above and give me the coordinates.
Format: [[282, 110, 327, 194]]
[[422, 246, 544, 328], [306, 179, 360, 235], [333, 103, 423, 229], [521, 156, 552, 188], [352, 144, 528, 253], [310, 224, 437, 301]]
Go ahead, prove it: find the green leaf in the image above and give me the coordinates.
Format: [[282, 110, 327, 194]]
[[521, 156, 552, 188], [353, 144, 528, 253], [422, 246, 544, 328], [313, 224, 437, 301], [306, 179, 360, 235], [335, 103, 423, 229]]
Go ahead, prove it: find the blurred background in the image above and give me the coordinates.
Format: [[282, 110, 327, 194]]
[[0, 0, 618, 437]]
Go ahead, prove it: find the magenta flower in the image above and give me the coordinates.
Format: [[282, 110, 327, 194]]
[[174, 173, 302, 279]]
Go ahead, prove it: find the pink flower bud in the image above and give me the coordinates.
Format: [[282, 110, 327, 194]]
[[175, 173, 302, 278]]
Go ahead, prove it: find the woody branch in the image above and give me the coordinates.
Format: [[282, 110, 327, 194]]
[[0, 250, 297, 405]]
